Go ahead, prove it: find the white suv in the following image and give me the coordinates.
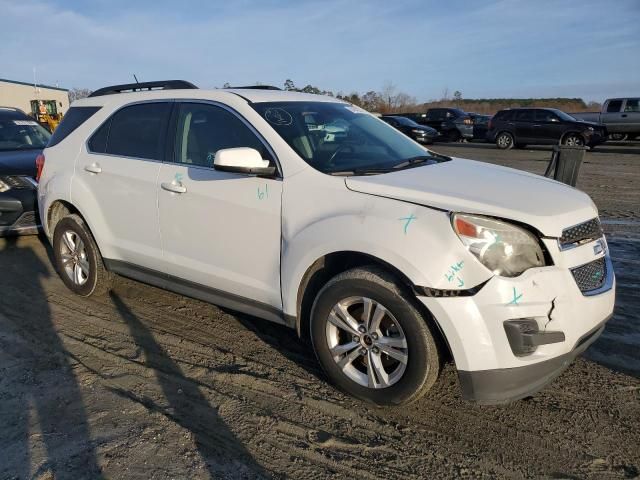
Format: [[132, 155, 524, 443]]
[[37, 80, 615, 405]]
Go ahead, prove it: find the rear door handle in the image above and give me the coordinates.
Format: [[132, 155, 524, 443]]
[[533, 124, 541, 127], [161, 181, 187, 194], [621, 114, 628, 118], [84, 163, 102, 174]]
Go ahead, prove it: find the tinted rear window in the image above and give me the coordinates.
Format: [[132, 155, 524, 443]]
[[105, 102, 171, 160], [48, 106, 101, 147]]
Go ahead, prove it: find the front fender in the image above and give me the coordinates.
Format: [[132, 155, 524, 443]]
[[280, 175, 492, 317]]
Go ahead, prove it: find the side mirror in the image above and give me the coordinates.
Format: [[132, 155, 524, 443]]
[[213, 147, 276, 176]]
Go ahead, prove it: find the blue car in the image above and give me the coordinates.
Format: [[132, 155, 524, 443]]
[[0, 107, 51, 235]]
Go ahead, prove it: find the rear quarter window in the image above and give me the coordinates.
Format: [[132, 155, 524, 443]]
[[48, 106, 101, 147]]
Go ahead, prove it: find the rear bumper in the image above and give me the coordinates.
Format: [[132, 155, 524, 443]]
[[458, 318, 608, 404]]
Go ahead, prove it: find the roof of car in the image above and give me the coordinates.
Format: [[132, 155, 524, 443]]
[[72, 87, 346, 107], [0, 107, 30, 120]]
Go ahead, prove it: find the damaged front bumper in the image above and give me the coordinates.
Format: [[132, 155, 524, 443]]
[[418, 237, 615, 404]]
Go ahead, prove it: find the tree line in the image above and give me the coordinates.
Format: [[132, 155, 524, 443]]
[[68, 81, 602, 115]]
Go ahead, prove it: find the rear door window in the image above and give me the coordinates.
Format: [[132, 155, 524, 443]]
[[48, 106, 101, 147], [515, 110, 534, 122], [105, 102, 172, 160], [606, 100, 623, 113]]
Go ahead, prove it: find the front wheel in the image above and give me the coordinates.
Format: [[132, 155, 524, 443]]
[[496, 132, 514, 149], [310, 266, 440, 405], [562, 133, 585, 147]]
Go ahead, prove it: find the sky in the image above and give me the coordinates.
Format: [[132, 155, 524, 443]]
[[1, 0, 639, 102]]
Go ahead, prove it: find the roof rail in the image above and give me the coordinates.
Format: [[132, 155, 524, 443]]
[[88, 80, 198, 98], [227, 85, 281, 91]]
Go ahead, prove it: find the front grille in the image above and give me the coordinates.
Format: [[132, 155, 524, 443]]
[[560, 218, 603, 249], [571, 257, 606, 293]]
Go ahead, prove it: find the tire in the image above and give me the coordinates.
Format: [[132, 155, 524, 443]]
[[495, 131, 514, 149], [53, 214, 112, 297], [310, 266, 440, 406], [608, 133, 627, 141], [447, 129, 461, 142], [561, 133, 585, 147]]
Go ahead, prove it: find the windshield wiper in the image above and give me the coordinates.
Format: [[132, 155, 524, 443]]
[[327, 167, 395, 176], [391, 155, 437, 170]]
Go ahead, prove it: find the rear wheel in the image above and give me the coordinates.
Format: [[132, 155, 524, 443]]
[[447, 129, 461, 142], [496, 132, 514, 149], [608, 133, 627, 141], [562, 133, 585, 147], [53, 214, 112, 296], [310, 266, 440, 405]]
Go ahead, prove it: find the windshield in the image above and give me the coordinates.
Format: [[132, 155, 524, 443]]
[[0, 118, 51, 151], [252, 102, 447, 175]]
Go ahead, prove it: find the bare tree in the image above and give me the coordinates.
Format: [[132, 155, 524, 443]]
[[68, 88, 92, 103]]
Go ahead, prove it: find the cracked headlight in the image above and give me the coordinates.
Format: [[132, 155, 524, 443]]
[[452, 213, 546, 277]]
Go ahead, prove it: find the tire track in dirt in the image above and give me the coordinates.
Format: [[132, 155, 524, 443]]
[[1, 234, 639, 479]]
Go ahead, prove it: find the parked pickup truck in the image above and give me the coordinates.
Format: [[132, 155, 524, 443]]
[[572, 98, 640, 141]]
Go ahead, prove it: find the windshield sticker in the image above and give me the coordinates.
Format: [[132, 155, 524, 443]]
[[264, 108, 293, 126], [399, 213, 417, 234], [507, 287, 523, 305], [444, 261, 464, 287], [13, 120, 39, 126], [344, 106, 365, 114]]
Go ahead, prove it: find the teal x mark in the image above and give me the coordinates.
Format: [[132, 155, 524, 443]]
[[508, 287, 523, 305], [399, 214, 417, 234]]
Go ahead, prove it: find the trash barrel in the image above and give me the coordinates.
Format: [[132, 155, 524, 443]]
[[544, 145, 586, 187]]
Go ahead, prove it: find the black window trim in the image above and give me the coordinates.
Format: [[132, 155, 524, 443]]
[[85, 99, 175, 164], [166, 99, 282, 178]]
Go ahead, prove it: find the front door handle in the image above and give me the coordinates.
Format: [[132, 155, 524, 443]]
[[533, 124, 541, 127], [621, 114, 628, 118], [84, 163, 102, 174], [161, 181, 187, 194]]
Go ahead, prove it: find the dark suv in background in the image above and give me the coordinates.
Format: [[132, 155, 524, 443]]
[[487, 108, 607, 149], [398, 108, 473, 142]]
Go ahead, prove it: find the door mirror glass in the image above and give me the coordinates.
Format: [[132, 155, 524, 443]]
[[214, 147, 275, 175]]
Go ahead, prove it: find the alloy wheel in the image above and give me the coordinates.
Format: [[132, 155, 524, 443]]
[[564, 134, 584, 147], [325, 296, 408, 389], [497, 133, 512, 148], [59, 230, 90, 286]]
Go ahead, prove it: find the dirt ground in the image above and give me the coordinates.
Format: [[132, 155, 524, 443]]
[[0, 142, 639, 479]]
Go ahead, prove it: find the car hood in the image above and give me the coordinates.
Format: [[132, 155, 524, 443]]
[[345, 157, 597, 237], [0, 149, 40, 176]]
